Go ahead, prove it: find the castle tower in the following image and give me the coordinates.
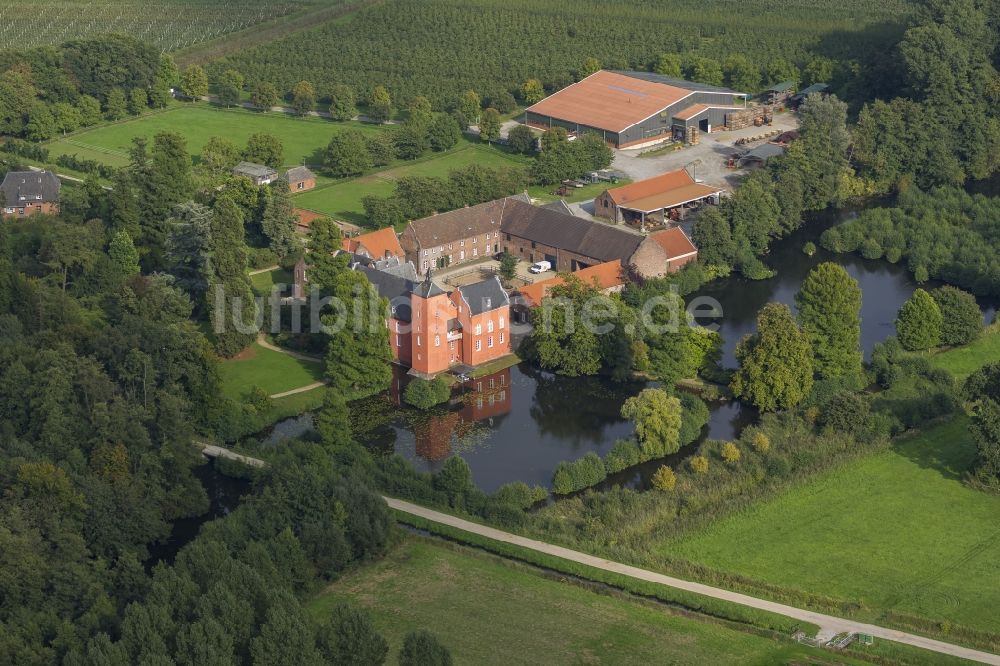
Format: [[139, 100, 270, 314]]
[[409, 268, 454, 376]]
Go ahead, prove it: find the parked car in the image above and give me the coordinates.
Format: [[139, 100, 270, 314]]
[[529, 261, 552, 274]]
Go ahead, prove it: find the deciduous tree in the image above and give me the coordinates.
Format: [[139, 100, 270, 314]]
[[795, 262, 862, 379], [731, 303, 813, 411], [325, 131, 373, 177], [896, 288, 942, 350], [243, 132, 283, 168], [620, 388, 682, 460], [180, 64, 208, 100], [328, 84, 356, 120], [367, 86, 393, 123], [479, 107, 501, 143], [931, 285, 982, 346], [291, 80, 316, 115]]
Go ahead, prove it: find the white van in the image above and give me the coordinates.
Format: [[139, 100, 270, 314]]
[[528, 260, 552, 274]]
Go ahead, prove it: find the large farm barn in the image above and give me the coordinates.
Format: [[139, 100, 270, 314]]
[[524, 70, 748, 149]]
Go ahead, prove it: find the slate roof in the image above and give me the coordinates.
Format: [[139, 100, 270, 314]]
[[412, 271, 446, 298], [405, 198, 511, 247], [502, 199, 644, 263], [766, 80, 796, 93], [741, 143, 786, 163], [793, 83, 829, 98], [284, 165, 315, 182], [233, 161, 277, 179], [1, 170, 60, 204], [541, 199, 575, 216], [457, 276, 509, 315], [357, 265, 415, 321], [616, 71, 745, 95], [372, 257, 419, 281]]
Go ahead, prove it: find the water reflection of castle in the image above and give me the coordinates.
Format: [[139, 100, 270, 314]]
[[391, 367, 513, 461]]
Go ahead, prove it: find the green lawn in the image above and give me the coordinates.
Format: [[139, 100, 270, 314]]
[[220, 342, 324, 400], [308, 537, 871, 666], [292, 141, 529, 223], [45, 105, 383, 169], [249, 267, 293, 295], [669, 416, 1000, 636], [929, 324, 1000, 381], [527, 179, 628, 205]]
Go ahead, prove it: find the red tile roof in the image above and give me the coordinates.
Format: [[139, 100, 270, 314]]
[[649, 227, 698, 260], [342, 227, 404, 259], [526, 70, 694, 133], [604, 169, 722, 213], [517, 260, 624, 306]]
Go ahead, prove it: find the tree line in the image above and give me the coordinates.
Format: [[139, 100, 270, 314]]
[[0, 35, 176, 141]]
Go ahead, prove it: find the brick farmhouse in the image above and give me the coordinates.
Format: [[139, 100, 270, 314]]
[[1, 170, 60, 218], [284, 166, 316, 192], [401, 196, 698, 279]]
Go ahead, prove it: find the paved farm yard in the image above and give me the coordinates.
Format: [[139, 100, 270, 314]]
[[45, 105, 383, 169], [668, 416, 1000, 636]]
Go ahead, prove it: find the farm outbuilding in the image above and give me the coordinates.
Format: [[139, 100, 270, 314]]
[[523, 70, 748, 149], [595, 168, 722, 228]]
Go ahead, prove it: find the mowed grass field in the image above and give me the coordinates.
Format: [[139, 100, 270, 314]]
[[308, 537, 868, 666], [220, 342, 323, 400], [292, 140, 529, 223], [929, 324, 1000, 381], [669, 416, 1000, 636], [45, 105, 383, 169]]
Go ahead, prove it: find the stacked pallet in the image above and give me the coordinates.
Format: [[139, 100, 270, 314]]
[[725, 106, 772, 131], [686, 125, 700, 145]]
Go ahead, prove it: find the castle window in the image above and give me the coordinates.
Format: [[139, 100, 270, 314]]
[[475, 339, 481, 351], [434, 335, 440, 346], [488, 336, 494, 348]]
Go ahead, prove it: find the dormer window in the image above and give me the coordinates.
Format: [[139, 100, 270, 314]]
[[484, 297, 491, 308]]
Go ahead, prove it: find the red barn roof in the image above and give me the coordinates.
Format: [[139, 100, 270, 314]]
[[342, 227, 404, 259], [526, 70, 694, 133], [649, 227, 698, 260], [517, 260, 624, 307], [604, 169, 722, 213]]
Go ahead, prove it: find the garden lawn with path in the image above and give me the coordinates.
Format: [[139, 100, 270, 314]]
[[667, 416, 1000, 638], [291, 140, 529, 224], [220, 341, 324, 400], [44, 104, 384, 169], [308, 536, 878, 666], [250, 267, 293, 295]]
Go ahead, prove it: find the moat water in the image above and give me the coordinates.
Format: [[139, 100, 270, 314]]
[[262, 197, 999, 494]]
